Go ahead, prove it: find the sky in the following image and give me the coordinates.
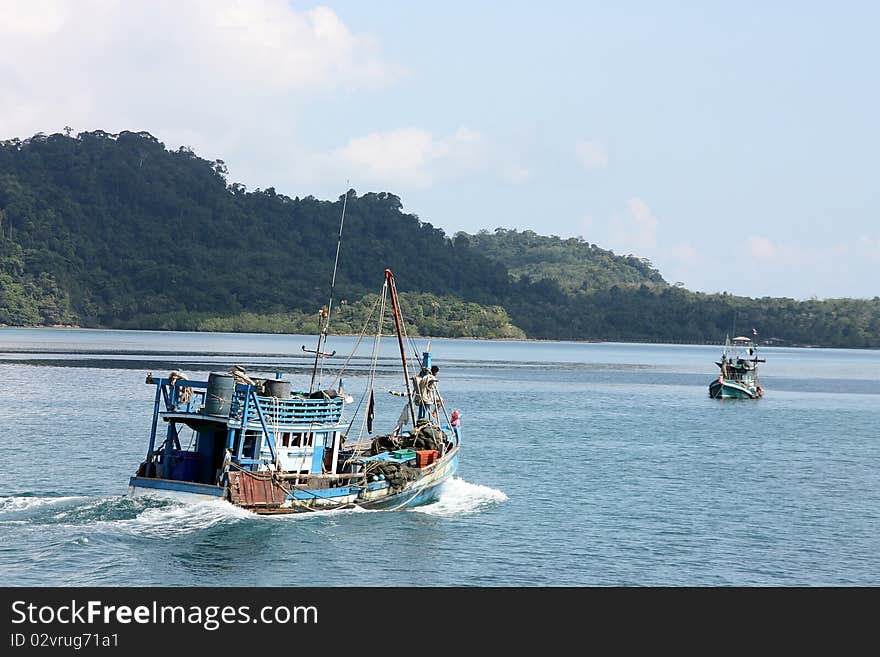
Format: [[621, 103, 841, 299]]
[[1, 1, 878, 300]]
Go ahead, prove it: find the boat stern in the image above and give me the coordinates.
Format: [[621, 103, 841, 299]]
[[128, 475, 227, 503], [709, 378, 760, 399]]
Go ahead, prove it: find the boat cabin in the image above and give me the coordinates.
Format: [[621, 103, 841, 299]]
[[135, 371, 346, 494]]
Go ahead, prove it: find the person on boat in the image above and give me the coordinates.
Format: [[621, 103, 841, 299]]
[[415, 365, 443, 418], [393, 365, 445, 434]]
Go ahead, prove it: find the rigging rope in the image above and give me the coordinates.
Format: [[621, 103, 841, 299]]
[[330, 290, 383, 390], [393, 294, 453, 429], [341, 281, 389, 469], [310, 188, 349, 392]]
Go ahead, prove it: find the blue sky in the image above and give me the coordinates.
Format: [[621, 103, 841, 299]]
[[1, 1, 877, 299]]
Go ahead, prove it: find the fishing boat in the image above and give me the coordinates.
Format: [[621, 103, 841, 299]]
[[128, 191, 460, 513], [128, 268, 460, 513], [708, 333, 765, 399]]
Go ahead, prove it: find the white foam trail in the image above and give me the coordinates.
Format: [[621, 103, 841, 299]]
[[0, 496, 84, 514], [105, 499, 254, 537], [262, 504, 374, 521], [51, 496, 117, 520], [411, 477, 507, 517], [9, 496, 255, 536], [1, 480, 507, 530]]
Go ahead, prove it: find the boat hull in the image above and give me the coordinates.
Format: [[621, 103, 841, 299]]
[[127, 451, 458, 514], [359, 452, 458, 511], [128, 476, 227, 503], [708, 378, 762, 399]]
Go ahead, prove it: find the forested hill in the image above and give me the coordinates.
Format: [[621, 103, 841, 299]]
[[1, 130, 879, 347], [462, 228, 666, 294], [0, 130, 511, 328]]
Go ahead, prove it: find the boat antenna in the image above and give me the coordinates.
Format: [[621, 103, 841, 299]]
[[306, 186, 349, 393], [385, 268, 416, 426]]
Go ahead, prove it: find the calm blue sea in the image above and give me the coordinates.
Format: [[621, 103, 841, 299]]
[[1, 328, 878, 586]]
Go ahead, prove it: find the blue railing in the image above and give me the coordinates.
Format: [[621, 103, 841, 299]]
[[229, 389, 344, 426], [153, 377, 344, 425]]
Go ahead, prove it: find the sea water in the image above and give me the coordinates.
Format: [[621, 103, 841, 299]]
[[0, 328, 878, 586]]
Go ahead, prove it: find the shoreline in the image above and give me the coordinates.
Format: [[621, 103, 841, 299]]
[[0, 324, 869, 350]]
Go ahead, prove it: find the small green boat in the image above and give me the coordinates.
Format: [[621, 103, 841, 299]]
[[709, 334, 765, 399]]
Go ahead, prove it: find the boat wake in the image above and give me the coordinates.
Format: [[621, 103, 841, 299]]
[[0, 480, 506, 533], [106, 499, 255, 537], [0, 494, 83, 515], [0, 494, 253, 537], [411, 477, 508, 517]]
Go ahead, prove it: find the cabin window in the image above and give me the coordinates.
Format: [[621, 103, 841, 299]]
[[242, 430, 260, 456], [290, 432, 312, 447]]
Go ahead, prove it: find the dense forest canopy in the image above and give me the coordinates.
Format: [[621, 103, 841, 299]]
[[462, 228, 666, 294], [1, 130, 878, 347]]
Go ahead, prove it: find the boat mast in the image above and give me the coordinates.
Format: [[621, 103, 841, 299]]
[[307, 188, 349, 393], [385, 268, 416, 426]]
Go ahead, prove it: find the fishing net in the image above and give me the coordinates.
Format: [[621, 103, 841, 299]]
[[370, 419, 445, 455]]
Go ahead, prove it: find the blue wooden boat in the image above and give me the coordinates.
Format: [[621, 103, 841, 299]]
[[128, 268, 461, 514], [708, 334, 765, 399]]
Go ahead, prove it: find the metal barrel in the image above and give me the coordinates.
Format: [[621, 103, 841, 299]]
[[264, 379, 291, 398], [205, 372, 234, 416]]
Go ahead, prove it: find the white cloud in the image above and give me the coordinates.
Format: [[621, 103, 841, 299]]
[[578, 215, 595, 237], [195, 3, 403, 92], [746, 237, 817, 265], [334, 127, 487, 188], [609, 198, 659, 251], [0, 0, 405, 190], [857, 235, 880, 260], [576, 140, 608, 171], [501, 165, 531, 184], [443, 127, 488, 170], [670, 241, 699, 263], [0, 1, 403, 99], [747, 236, 777, 260], [657, 241, 706, 288], [747, 235, 880, 269], [669, 235, 880, 298], [0, 0, 74, 36]]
